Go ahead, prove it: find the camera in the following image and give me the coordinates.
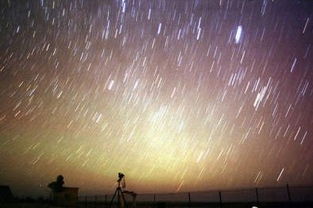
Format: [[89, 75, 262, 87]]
[[118, 172, 125, 182]]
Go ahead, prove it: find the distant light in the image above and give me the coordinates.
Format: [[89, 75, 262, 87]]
[[157, 23, 162, 35], [276, 168, 285, 182], [121, 0, 126, 13], [252, 206, 258, 208], [235, 25, 242, 44], [290, 57, 297, 73], [108, 80, 115, 90], [148, 8, 151, 20]]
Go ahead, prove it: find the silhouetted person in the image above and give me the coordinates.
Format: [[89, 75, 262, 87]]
[[48, 175, 64, 192]]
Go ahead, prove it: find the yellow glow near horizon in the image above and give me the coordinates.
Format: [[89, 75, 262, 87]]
[[1, 0, 312, 197]]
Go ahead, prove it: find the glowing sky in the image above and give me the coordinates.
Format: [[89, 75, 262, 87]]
[[0, 0, 313, 197]]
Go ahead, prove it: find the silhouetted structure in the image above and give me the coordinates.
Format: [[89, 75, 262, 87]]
[[0, 185, 14, 202], [52, 187, 79, 207], [48, 175, 64, 192], [48, 175, 79, 207]]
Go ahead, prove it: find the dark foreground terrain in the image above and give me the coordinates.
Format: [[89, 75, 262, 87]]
[[1, 201, 313, 208]]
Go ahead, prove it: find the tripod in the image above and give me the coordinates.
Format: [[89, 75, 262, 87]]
[[109, 186, 128, 208], [109, 173, 128, 208]]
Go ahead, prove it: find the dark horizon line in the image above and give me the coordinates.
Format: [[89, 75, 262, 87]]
[[4, 183, 313, 198], [107, 183, 313, 196]]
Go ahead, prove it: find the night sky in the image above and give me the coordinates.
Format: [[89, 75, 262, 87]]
[[0, 0, 313, 197]]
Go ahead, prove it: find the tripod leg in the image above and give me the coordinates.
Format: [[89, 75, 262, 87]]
[[118, 189, 121, 208], [109, 189, 118, 208]]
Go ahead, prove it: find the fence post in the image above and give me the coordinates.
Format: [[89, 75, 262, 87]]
[[255, 188, 259, 205], [286, 184, 292, 203], [85, 196, 88, 208], [105, 194, 107, 208], [188, 192, 191, 208], [154, 194, 156, 207], [95, 195, 97, 208], [218, 191, 222, 208]]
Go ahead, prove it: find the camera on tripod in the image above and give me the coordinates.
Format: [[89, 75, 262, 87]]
[[117, 172, 126, 188], [109, 172, 136, 208], [118, 172, 124, 180]]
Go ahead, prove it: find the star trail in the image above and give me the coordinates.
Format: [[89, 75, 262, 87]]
[[0, 0, 313, 196]]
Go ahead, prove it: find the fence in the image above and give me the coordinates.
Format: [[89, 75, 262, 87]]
[[78, 184, 313, 208]]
